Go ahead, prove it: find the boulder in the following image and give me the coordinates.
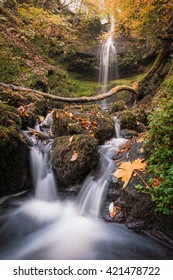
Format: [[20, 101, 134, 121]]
[[111, 100, 127, 113], [0, 102, 30, 196], [52, 104, 114, 144], [117, 110, 137, 130], [51, 134, 99, 185]]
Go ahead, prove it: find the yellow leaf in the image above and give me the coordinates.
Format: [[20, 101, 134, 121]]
[[38, 115, 44, 122], [70, 150, 78, 161], [113, 158, 147, 188], [131, 158, 147, 171]]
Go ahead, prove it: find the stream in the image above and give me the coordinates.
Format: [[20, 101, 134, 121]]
[[0, 114, 173, 260]]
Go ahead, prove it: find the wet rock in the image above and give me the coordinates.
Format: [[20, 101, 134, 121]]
[[51, 134, 99, 185], [126, 219, 147, 231], [52, 104, 114, 144], [111, 100, 127, 113], [121, 129, 138, 139], [0, 102, 30, 196]]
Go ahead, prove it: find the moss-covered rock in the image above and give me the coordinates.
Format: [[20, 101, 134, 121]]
[[52, 104, 114, 144], [132, 108, 148, 125], [0, 102, 30, 196], [111, 100, 127, 113], [117, 110, 138, 130], [0, 86, 50, 128], [51, 134, 99, 185]]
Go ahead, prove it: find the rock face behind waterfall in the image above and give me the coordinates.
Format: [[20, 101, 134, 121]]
[[51, 134, 99, 185], [52, 105, 114, 144]]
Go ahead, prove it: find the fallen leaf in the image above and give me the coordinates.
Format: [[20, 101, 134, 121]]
[[65, 111, 74, 118], [89, 133, 95, 138], [131, 158, 147, 170], [136, 132, 147, 143], [56, 112, 60, 118], [152, 178, 162, 188], [69, 136, 74, 144], [113, 158, 147, 188], [70, 150, 78, 161], [109, 202, 116, 218], [38, 115, 44, 123]]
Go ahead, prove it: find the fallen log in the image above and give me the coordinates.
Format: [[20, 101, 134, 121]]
[[0, 82, 138, 103]]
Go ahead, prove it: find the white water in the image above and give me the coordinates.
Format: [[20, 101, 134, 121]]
[[30, 142, 57, 202], [99, 19, 118, 110], [0, 116, 172, 259]]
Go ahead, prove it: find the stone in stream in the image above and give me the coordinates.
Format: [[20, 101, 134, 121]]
[[52, 104, 114, 145], [51, 134, 99, 185]]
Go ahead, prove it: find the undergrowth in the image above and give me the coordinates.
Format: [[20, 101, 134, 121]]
[[146, 67, 173, 214]]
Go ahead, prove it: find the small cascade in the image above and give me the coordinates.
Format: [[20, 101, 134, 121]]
[[76, 151, 115, 217], [30, 142, 57, 202], [0, 112, 173, 260], [113, 116, 121, 138]]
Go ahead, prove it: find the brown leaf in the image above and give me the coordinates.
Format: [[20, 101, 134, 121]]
[[65, 111, 74, 118], [136, 132, 147, 143], [56, 112, 60, 119], [70, 150, 78, 161], [152, 178, 162, 188], [109, 202, 116, 218], [69, 136, 74, 144]]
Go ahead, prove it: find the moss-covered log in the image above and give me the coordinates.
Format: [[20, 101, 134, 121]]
[[0, 82, 137, 104]]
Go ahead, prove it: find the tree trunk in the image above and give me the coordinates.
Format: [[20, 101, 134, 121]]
[[138, 41, 169, 99], [0, 82, 137, 104]]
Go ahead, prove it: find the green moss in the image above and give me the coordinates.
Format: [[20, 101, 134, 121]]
[[52, 134, 99, 185], [0, 101, 21, 127], [146, 67, 173, 214], [111, 100, 126, 113], [117, 110, 137, 130]]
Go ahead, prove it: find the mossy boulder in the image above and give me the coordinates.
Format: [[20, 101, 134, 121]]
[[0, 86, 48, 128], [117, 110, 137, 130], [51, 134, 99, 185], [111, 100, 127, 113], [52, 104, 114, 144], [132, 108, 148, 125], [0, 102, 30, 196]]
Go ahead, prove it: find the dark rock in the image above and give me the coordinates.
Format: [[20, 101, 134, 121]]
[[51, 134, 99, 185], [0, 102, 30, 196], [52, 104, 114, 144], [121, 129, 138, 139]]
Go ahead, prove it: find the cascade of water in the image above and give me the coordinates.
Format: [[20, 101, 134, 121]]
[[1, 113, 173, 260], [99, 19, 118, 94], [76, 151, 115, 217], [113, 116, 121, 138], [30, 142, 57, 202]]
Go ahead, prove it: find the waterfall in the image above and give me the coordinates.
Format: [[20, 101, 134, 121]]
[[99, 19, 118, 94], [98, 18, 118, 111], [30, 142, 57, 202]]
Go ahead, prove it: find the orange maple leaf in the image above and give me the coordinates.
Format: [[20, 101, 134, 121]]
[[113, 158, 147, 189]]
